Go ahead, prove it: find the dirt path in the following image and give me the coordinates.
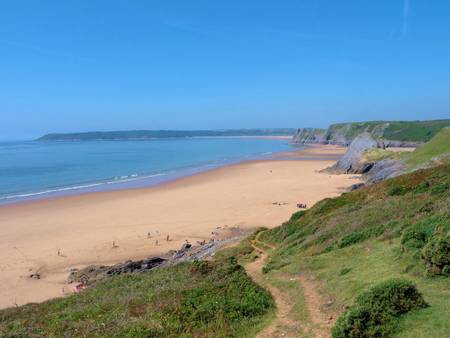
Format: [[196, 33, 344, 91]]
[[245, 233, 333, 338]]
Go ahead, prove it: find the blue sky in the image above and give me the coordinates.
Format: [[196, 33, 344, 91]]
[[1, 1, 449, 139]]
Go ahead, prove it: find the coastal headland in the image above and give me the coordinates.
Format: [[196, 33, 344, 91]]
[[0, 145, 360, 309]]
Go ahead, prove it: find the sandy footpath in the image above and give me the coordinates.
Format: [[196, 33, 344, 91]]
[[0, 145, 360, 309]]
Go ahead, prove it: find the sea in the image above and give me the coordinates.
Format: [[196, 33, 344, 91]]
[[0, 137, 295, 205]]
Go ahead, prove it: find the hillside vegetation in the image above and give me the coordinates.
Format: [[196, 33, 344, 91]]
[[260, 164, 449, 337], [383, 120, 450, 142], [37, 129, 296, 141], [293, 119, 450, 145], [406, 127, 450, 167], [0, 254, 274, 337]]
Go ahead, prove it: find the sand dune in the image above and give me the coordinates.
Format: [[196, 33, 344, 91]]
[[0, 145, 360, 309]]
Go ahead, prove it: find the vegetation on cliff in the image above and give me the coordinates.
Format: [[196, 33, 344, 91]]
[[293, 119, 450, 145], [0, 253, 274, 337], [259, 163, 449, 337]]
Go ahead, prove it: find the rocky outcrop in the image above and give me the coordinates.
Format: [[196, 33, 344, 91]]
[[67, 257, 167, 284], [325, 133, 382, 174], [67, 236, 243, 286], [364, 159, 406, 184], [292, 128, 327, 144], [292, 121, 425, 147]]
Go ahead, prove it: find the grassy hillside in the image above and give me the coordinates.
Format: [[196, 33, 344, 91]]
[[322, 119, 450, 145], [260, 164, 450, 337], [383, 120, 450, 143], [0, 253, 274, 337], [407, 127, 450, 167]]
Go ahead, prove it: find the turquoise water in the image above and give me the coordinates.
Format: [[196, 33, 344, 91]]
[[0, 138, 294, 204]]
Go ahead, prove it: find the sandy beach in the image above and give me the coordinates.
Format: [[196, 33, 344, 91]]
[[0, 145, 360, 309]]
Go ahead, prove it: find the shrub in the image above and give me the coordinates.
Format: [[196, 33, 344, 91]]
[[312, 197, 351, 216], [431, 182, 449, 195], [332, 278, 427, 338], [190, 260, 212, 275], [414, 181, 430, 194], [339, 267, 352, 276], [290, 210, 306, 221], [421, 235, 450, 276], [388, 185, 410, 196], [338, 222, 397, 249]]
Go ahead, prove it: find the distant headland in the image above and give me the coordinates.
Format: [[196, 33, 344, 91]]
[[36, 128, 296, 141]]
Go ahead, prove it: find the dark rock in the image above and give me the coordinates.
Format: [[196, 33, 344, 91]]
[[68, 257, 166, 284], [364, 159, 405, 183], [325, 133, 381, 174], [348, 183, 365, 191]]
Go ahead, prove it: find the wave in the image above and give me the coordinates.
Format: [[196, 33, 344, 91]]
[[0, 172, 169, 202]]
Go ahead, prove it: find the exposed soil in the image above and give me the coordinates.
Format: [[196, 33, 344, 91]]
[[245, 232, 334, 338]]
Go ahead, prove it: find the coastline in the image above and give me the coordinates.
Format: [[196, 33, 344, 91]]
[[0, 137, 297, 207], [0, 145, 360, 309]]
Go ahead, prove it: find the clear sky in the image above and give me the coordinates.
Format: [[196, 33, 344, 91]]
[[1, 1, 449, 139]]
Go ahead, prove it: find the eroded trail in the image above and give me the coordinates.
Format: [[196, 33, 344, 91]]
[[245, 233, 333, 338]]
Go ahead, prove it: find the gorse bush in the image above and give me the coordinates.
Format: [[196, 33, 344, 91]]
[[422, 235, 450, 276], [332, 278, 427, 338], [388, 185, 410, 196], [400, 216, 440, 251]]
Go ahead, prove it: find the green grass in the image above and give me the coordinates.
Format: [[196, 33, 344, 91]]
[[407, 127, 450, 167], [0, 250, 274, 337], [383, 120, 450, 142], [260, 164, 450, 337], [285, 240, 449, 338], [214, 227, 267, 264], [326, 119, 450, 144]]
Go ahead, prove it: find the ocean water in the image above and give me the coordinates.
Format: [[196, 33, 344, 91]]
[[0, 137, 295, 205]]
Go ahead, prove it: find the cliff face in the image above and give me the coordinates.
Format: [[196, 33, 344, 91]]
[[292, 128, 327, 144], [293, 122, 389, 146], [293, 120, 450, 147]]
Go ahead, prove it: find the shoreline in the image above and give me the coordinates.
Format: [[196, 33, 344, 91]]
[[0, 140, 299, 207], [0, 145, 359, 309]]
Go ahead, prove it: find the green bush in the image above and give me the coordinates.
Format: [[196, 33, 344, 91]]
[[414, 181, 430, 194], [339, 267, 352, 276], [290, 210, 307, 221], [332, 278, 427, 338], [430, 182, 449, 195], [400, 217, 439, 251], [421, 235, 450, 276], [388, 185, 410, 196]]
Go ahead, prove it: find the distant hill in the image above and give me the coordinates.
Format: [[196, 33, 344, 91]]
[[293, 119, 450, 146], [37, 129, 296, 141]]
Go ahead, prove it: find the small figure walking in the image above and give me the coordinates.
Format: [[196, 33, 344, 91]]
[[57, 249, 61, 256], [112, 240, 118, 248], [147, 232, 151, 239], [155, 239, 159, 246], [166, 234, 170, 242]]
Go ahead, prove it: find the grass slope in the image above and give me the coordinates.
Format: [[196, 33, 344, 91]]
[[407, 127, 450, 167], [325, 119, 450, 145], [383, 120, 450, 143], [0, 253, 274, 337], [260, 164, 450, 337]]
